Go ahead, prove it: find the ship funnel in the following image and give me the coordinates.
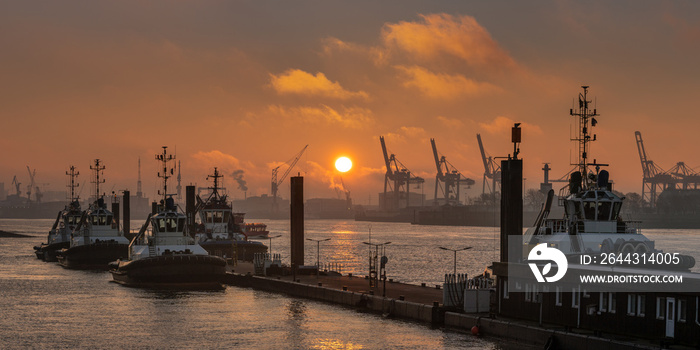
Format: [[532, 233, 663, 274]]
[[569, 171, 582, 194], [597, 170, 610, 190], [165, 197, 176, 211]]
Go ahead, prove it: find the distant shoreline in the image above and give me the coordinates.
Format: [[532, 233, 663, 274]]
[[0, 230, 32, 238]]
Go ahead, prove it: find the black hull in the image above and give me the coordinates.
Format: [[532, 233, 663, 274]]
[[34, 241, 70, 262], [110, 255, 227, 289], [57, 242, 129, 269], [199, 241, 267, 262]]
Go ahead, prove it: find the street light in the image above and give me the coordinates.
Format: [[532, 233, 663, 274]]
[[268, 234, 282, 256], [363, 241, 391, 296], [439, 246, 472, 276], [306, 237, 331, 277]]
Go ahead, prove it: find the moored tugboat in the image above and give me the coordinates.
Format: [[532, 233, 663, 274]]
[[110, 147, 227, 289], [524, 86, 694, 270], [57, 160, 129, 269], [34, 166, 82, 262], [195, 168, 267, 262]]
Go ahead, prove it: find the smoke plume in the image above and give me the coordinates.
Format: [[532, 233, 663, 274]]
[[231, 169, 248, 192]]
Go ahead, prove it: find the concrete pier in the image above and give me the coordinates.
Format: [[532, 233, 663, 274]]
[[224, 262, 443, 324], [223, 262, 666, 350]]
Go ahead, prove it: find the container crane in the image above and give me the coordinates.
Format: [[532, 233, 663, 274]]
[[271, 145, 308, 213], [379, 136, 424, 211], [476, 134, 501, 203], [11, 176, 21, 197], [430, 138, 474, 205], [665, 162, 700, 190], [26, 166, 42, 204], [635, 131, 674, 208]]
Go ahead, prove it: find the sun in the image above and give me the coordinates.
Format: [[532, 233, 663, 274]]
[[335, 157, 353, 173]]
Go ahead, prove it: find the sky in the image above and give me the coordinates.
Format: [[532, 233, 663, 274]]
[[2, 0, 699, 204]]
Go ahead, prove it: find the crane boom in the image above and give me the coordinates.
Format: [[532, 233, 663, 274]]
[[476, 134, 490, 176], [278, 145, 308, 187], [11, 176, 21, 196], [271, 144, 308, 213], [430, 138, 443, 176], [26, 166, 37, 203], [379, 136, 393, 176]]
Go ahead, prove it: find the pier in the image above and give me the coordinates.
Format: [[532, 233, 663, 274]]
[[225, 262, 443, 324], [223, 262, 662, 350]]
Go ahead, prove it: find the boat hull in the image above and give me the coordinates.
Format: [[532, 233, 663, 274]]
[[34, 241, 70, 262], [110, 255, 227, 289], [57, 242, 129, 269], [199, 240, 267, 262]]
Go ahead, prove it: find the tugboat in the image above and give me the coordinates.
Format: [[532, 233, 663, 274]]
[[524, 86, 695, 270], [34, 166, 82, 262], [195, 168, 267, 261], [57, 160, 130, 269], [110, 147, 227, 289]]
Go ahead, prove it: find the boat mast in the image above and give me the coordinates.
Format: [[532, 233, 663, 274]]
[[90, 159, 105, 203], [207, 167, 224, 196], [155, 146, 176, 203], [569, 86, 599, 190], [66, 165, 80, 202]]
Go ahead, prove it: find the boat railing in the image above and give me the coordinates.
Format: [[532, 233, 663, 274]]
[[467, 276, 494, 290], [253, 253, 283, 275], [321, 262, 343, 275], [544, 219, 568, 233], [623, 220, 642, 234]]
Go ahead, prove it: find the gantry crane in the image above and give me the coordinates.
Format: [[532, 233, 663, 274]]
[[379, 136, 424, 211], [635, 131, 675, 208], [476, 134, 501, 202], [665, 162, 700, 190], [271, 145, 308, 213], [26, 166, 42, 204], [11, 176, 21, 197], [430, 138, 474, 205]]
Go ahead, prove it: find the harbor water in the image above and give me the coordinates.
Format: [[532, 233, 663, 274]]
[[2, 218, 522, 349]]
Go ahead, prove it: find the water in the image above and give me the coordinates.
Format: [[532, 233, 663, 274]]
[[260, 219, 504, 286], [1, 219, 522, 349]]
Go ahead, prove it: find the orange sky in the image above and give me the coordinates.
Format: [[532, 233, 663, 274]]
[[2, 1, 699, 204]]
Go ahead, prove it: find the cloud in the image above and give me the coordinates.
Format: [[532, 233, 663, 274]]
[[269, 69, 369, 100], [384, 126, 427, 144], [267, 104, 374, 129], [663, 13, 700, 47], [436, 116, 464, 129], [395, 65, 501, 99], [305, 160, 345, 191], [321, 37, 388, 66], [381, 14, 517, 71], [190, 151, 259, 177], [479, 116, 543, 135]]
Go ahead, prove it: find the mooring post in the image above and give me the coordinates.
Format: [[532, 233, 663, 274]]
[[122, 190, 130, 237], [186, 185, 196, 237], [290, 175, 304, 278]]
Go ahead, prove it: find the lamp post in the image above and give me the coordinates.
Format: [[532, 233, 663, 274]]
[[268, 234, 282, 256], [439, 246, 472, 276], [306, 237, 331, 277], [363, 241, 391, 296]]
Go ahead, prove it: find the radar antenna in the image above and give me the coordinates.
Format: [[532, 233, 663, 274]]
[[155, 146, 176, 202]]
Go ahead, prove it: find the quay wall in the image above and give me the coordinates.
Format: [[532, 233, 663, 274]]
[[444, 312, 658, 350], [225, 273, 659, 350], [225, 273, 438, 324]]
